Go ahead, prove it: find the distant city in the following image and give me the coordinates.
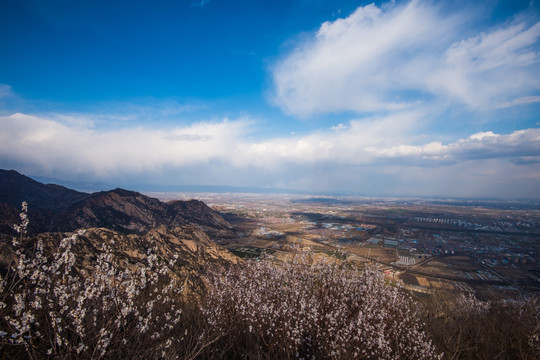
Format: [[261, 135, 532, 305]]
[[149, 192, 540, 300]]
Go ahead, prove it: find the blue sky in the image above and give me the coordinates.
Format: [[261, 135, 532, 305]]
[[1, 0, 539, 198]]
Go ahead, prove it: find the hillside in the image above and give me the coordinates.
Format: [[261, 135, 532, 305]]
[[0, 169, 234, 239], [0, 225, 239, 294], [0, 169, 88, 235], [0, 169, 239, 296]]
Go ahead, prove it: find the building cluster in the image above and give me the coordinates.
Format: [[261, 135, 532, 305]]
[[413, 217, 535, 233]]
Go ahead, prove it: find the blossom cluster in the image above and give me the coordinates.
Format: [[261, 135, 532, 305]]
[[454, 293, 491, 316], [0, 203, 186, 359], [203, 252, 441, 359]]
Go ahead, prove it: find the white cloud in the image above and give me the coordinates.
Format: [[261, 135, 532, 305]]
[[0, 113, 250, 177], [494, 95, 540, 109], [331, 123, 346, 130], [367, 128, 540, 164], [240, 110, 423, 167], [3, 111, 538, 171], [272, 1, 540, 116], [429, 21, 540, 109], [1, 111, 539, 198]]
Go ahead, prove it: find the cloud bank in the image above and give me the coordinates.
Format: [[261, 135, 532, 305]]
[[1, 112, 539, 198]]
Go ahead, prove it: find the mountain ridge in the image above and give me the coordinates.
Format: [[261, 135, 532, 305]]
[[0, 169, 234, 239]]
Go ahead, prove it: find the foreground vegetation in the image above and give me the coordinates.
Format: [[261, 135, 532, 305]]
[[0, 204, 538, 359]]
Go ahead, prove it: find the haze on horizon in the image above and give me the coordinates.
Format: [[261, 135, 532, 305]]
[[0, 0, 539, 199]]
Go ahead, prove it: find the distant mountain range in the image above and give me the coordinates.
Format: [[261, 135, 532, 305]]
[[0, 169, 234, 239], [29, 174, 309, 195]]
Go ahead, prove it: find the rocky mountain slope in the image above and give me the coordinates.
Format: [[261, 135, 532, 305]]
[[0, 169, 234, 240], [1, 224, 239, 294], [0, 169, 240, 293]]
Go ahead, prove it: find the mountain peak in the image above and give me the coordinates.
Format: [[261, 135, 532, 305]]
[[108, 188, 141, 197]]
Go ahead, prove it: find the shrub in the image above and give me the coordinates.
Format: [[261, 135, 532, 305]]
[[421, 291, 539, 360], [202, 252, 441, 359], [0, 202, 188, 359]]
